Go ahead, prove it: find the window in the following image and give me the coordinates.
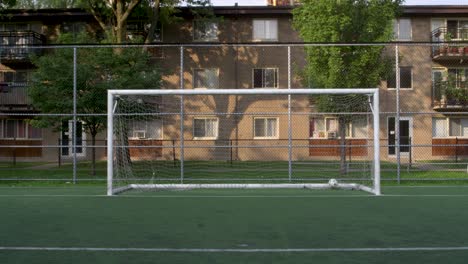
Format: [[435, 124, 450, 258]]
[[253, 68, 278, 88], [253, 19, 278, 41], [0, 119, 40, 139], [432, 117, 447, 137], [449, 118, 468, 137], [193, 68, 219, 89], [432, 117, 468, 137], [310, 117, 337, 138], [128, 120, 163, 139], [447, 20, 468, 40], [393, 19, 412, 40], [387, 67, 412, 89], [193, 118, 218, 139], [193, 20, 218, 41], [254, 117, 278, 139], [346, 117, 368, 138], [447, 69, 468, 88], [310, 117, 367, 138]]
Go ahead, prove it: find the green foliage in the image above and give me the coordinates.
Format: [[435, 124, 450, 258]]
[[28, 32, 161, 136], [293, 0, 401, 112], [0, 0, 16, 9], [13, 0, 85, 8]]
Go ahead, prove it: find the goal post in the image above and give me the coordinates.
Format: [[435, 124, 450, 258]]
[[107, 88, 380, 196]]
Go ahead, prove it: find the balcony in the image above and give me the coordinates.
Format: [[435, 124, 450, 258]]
[[431, 27, 468, 61], [432, 80, 468, 110], [0, 31, 46, 63], [0, 83, 31, 108]]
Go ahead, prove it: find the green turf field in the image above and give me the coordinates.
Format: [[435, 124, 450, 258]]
[[1, 186, 468, 263], [1, 160, 468, 183]]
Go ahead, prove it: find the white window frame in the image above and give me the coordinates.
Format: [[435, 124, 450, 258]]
[[445, 19, 468, 40], [310, 117, 367, 139], [60, 120, 87, 157], [252, 68, 278, 88], [253, 117, 279, 139], [345, 117, 368, 139], [448, 117, 468, 138], [193, 68, 219, 89], [432, 117, 448, 138], [128, 119, 163, 140], [193, 117, 219, 140], [393, 18, 412, 41], [387, 66, 413, 90], [252, 19, 278, 41], [193, 20, 219, 42], [0, 118, 43, 140]]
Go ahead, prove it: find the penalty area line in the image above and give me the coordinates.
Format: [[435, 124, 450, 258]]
[[2, 246, 468, 253]]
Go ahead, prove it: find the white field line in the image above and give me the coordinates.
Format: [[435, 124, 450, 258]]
[[1, 194, 468, 198], [2, 246, 468, 253]]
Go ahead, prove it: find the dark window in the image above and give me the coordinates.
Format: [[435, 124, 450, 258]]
[[388, 67, 412, 89], [253, 68, 278, 88]]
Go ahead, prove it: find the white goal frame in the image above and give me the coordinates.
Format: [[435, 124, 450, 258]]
[[107, 88, 380, 196]]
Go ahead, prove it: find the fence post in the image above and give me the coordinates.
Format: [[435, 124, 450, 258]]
[[287, 45, 292, 182], [179, 46, 184, 183], [455, 137, 459, 163]]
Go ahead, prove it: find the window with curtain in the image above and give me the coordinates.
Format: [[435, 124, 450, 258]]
[[253, 19, 278, 41], [193, 118, 218, 139], [432, 117, 447, 137], [449, 118, 468, 137], [0, 121, 42, 139], [254, 117, 278, 138], [393, 18, 412, 40]]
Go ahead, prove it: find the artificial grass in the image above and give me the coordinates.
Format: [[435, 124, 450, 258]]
[[1, 187, 468, 263]]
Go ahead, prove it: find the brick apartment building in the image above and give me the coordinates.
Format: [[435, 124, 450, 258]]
[[0, 4, 467, 162]]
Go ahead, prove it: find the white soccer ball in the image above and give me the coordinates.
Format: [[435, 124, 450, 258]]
[[328, 178, 338, 187]]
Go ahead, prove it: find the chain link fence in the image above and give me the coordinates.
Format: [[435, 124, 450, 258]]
[[0, 43, 467, 183]]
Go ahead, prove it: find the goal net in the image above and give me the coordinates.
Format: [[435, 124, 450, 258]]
[[107, 89, 380, 195]]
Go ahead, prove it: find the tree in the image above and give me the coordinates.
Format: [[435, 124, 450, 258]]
[[0, 0, 16, 9], [13, 0, 84, 8], [85, 0, 213, 44], [29, 33, 161, 175], [293, 0, 402, 174]]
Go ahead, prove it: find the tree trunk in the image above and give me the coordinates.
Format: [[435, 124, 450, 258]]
[[91, 133, 97, 176], [144, 0, 161, 48], [339, 117, 347, 175]]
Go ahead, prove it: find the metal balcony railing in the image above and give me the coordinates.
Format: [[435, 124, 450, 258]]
[[0, 31, 46, 61], [431, 27, 468, 59], [432, 80, 468, 109]]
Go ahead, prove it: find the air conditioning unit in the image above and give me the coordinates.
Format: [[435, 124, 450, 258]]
[[133, 130, 146, 139], [327, 131, 337, 139]]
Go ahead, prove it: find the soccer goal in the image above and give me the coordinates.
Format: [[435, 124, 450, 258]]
[[107, 88, 380, 195]]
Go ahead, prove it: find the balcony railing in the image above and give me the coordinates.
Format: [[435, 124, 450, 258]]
[[431, 27, 468, 59], [0, 83, 31, 106], [432, 80, 468, 110], [0, 31, 46, 62]]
